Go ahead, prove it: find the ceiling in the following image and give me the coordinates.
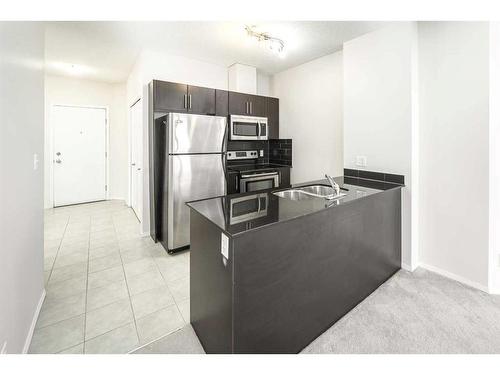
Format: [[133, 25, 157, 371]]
[[45, 21, 390, 83]]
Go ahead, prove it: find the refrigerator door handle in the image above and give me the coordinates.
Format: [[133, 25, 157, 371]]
[[221, 153, 227, 195]]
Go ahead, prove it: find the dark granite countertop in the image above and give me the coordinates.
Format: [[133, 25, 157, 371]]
[[187, 176, 403, 237]]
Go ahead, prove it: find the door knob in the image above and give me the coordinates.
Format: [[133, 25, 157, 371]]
[[137, 168, 142, 171], [56, 152, 61, 156], [131, 163, 136, 166], [55, 159, 62, 164]]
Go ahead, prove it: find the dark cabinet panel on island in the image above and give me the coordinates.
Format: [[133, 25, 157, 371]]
[[189, 183, 402, 354]]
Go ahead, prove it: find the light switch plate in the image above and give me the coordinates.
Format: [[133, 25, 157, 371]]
[[221, 233, 229, 260], [259, 149, 264, 157]]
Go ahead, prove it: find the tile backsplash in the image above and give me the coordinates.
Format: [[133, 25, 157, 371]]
[[269, 139, 293, 166], [344, 168, 404, 185]]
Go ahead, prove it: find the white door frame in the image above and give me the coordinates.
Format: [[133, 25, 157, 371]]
[[49, 103, 109, 208], [128, 97, 142, 220]]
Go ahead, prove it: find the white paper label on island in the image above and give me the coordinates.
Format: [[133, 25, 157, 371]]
[[221, 233, 229, 260]]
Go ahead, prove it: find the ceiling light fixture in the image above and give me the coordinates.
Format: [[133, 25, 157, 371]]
[[245, 25, 285, 57]]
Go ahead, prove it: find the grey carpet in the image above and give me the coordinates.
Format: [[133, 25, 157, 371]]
[[133, 268, 500, 354], [303, 268, 500, 353]]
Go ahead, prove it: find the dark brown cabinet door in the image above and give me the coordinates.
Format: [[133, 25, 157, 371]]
[[229, 92, 268, 117], [267, 97, 279, 139], [277, 167, 290, 188], [215, 90, 229, 117], [228, 92, 250, 116], [187, 85, 216, 115], [248, 95, 267, 117], [154, 81, 188, 112], [226, 171, 239, 194]]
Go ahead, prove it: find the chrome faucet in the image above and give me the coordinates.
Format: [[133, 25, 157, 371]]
[[325, 174, 340, 197]]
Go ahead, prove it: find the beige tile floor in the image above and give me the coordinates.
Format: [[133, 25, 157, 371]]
[[30, 200, 191, 354]]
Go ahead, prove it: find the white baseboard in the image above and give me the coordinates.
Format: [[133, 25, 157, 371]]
[[419, 262, 489, 293], [401, 262, 414, 271], [23, 288, 46, 354]]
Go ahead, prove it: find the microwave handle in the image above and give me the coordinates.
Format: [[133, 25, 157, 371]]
[[257, 121, 261, 138]]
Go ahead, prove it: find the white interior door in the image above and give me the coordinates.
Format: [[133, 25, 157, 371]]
[[130, 100, 143, 221], [53, 105, 107, 207]]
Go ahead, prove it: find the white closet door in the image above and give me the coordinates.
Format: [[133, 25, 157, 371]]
[[130, 100, 143, 221]]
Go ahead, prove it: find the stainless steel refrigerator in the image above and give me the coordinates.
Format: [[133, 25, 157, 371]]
[[150, 113, 227, 253]]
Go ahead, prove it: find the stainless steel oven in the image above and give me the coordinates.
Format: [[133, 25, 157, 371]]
[[230, 115, 268, 141], [229, 193, 268, 225], [239, 171, 279, 193]]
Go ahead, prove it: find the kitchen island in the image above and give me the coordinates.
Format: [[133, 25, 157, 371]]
[[187, 175, 403, 354]]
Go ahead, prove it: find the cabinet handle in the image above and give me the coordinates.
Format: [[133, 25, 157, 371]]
[[184, 94, 187, 108], [245, 101, 248, 114], [189, 95, 192, 109], [250, 101, 253, 114]]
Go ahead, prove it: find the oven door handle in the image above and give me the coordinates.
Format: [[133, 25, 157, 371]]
[[240, 172, 278, 179]]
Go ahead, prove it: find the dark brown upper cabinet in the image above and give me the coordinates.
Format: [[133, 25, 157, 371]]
[[154, 81, 188, 113], [228, 92, 249, 116], [228, 92, 267, 117], [267, 97, 279, 139], [187, 85, 216, 115], [215, 90, 229, 117], [153, 80, 216, 115]]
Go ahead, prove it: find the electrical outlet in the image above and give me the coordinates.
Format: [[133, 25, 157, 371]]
[[356, 155, 367, 168], [1, 341, 7, 354]]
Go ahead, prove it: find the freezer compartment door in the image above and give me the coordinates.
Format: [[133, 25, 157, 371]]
[[167, 154, 226, 250], [168, 113, 227, 154]]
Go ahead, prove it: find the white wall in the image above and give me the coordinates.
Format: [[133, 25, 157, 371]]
[[127, 49, 228, 105], [257, 71, 271, 96], [489, 22, 500, 293], [271, 51, 343, 183], [228, 63, 257, 94], [418, 22, 490, 290], [343, 23, 417, 269], [0, 22, 45, 353], [44, 75, 128, 207]]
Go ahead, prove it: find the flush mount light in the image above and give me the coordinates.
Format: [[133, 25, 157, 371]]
[[245, 25, 285, 57]]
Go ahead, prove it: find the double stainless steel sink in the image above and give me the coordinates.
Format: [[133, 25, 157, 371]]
[[273, 184, 347, 201]]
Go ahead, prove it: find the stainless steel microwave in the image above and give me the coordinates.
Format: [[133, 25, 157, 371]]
[[230, 115, 268, 141]]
